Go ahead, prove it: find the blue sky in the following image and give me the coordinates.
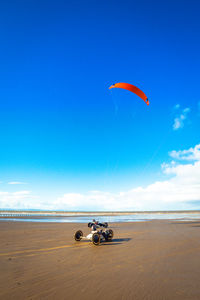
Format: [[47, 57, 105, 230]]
[[0, 0, 200, 210]]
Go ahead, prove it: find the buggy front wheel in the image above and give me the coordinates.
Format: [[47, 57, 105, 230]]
[[92, 233, 100, 245], [74, 230, 83, 241]]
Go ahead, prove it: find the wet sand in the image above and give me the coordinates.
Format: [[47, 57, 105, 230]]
[[0, 220, 200, 300]]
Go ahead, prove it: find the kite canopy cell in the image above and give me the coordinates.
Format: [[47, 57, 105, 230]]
[[109, 83, 149, 106]]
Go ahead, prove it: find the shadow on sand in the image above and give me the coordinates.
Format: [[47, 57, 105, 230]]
[[101, 238, 131, 246]]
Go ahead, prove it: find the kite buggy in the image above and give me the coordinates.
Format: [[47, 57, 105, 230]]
[[74, 220, 114, 246]]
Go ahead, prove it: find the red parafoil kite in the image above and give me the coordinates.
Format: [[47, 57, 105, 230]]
[[109, 83, 149, 106]]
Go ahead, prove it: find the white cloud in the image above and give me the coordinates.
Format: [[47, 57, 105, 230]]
[[0, 191, 35, 209], [173, 107, 190, 130], [8, 181, 27, 185], [54, 144, 200, 211], [169, 144, 200, 161], [174, 104, 180, 110], [1, 144, 200, 211]]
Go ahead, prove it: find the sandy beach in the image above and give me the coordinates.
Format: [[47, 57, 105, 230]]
[[0, 220, 200, 300]]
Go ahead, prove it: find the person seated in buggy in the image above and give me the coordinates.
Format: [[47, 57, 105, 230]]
[[89, 219, 108, 235]]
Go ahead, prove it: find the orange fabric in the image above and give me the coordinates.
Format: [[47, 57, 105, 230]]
[[109, 83, 149, 105]]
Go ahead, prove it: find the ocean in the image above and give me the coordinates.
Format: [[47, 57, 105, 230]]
[[0, 211, 200, 223]]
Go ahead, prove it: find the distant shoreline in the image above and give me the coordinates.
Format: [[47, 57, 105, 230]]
[[1, 210, 200, 223], [1, 209, 200, 216]]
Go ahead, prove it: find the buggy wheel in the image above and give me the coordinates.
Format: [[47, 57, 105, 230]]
[[92, 233, 100, 245], [105, 229, 114, 241], [74, 230, 83, 241]]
